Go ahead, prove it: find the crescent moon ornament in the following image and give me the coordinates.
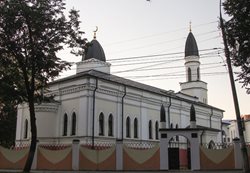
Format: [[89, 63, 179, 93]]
[[93, 26, 98, 39], [94, 26, 98, 32]]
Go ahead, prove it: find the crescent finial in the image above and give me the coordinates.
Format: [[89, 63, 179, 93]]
[[93, 26, 98, 39]]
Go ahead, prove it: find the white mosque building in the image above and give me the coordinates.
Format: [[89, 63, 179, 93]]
[[15, 30, 224, 146]]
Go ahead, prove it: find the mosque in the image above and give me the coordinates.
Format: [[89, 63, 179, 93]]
[[15, 29, 224, 146]]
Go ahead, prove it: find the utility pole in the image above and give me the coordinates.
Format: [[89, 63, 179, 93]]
[[219, 1, 249, 172]]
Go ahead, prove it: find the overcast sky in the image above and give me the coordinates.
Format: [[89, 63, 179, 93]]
[[59, 0, 249, 119]]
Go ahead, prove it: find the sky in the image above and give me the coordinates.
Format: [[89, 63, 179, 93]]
[[58, 0, 249, 120]]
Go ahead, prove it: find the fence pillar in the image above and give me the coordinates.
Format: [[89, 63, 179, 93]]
[[72, 139, 80, 171], [116, 140, 123, 170], [160, 131, 168, 170], [190, 136, 200, 171], [31, 141, 39, 170], [233, 138, 242, 169]]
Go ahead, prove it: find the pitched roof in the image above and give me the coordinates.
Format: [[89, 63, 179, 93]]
[[50, 70, 224, 112]]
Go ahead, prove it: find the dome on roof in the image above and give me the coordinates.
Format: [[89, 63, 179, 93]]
[[83, 39, 106, 62], [185, 32, 199, 57]]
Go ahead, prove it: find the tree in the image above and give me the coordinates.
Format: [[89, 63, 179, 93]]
[[0, 101, 17, 148], [0, 54, 25, 148], [0, 0, 86, 172], [220, 1, 250, 172], [223, 0, 250, 93]]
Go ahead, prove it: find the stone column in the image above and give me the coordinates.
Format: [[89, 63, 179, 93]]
[[190, 133, 200, 171], [160, 131, 168, 170], [233, 138, 242, 169], [72, 139, 80, 171], [116, 140, 123, 170]]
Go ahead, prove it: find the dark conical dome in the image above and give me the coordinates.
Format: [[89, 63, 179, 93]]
[[185, 32, 199, 57], [84, 39, 106, 62]]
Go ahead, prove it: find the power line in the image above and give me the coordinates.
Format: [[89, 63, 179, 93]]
[[104, 21, 218, 46], [136, 72, 228, 82], [108, 47, 222, 62], [108, 31, 220, 55], [112, 62, 224, 74], [123, 72, 228, 79]]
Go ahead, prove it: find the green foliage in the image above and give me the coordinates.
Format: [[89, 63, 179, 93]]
[[0, 102, 16, 148], [0, 0, 86, 93], [0, 0, 86, 171], [223, 0, 250, 93]]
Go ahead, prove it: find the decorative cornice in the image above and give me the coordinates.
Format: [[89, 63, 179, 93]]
[[46, 84, 92, 97], [76, 58, 111, 67], [35, 103, 59, 113]]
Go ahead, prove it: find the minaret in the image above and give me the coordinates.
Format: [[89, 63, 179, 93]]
[[180, 25, 208, 104], [76, 27, 111, 74]]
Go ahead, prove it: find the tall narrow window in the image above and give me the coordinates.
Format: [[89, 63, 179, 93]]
[[134, 118, 138, 138], [188, 68, 192, 82], [108, 114, 113, 136], [149, 120, 152, 139], [155, 121, 159, 140], [160, 105, 166, 122], [99, 113, 104, 136], [63, 113, 68, 136], [71, 112, 76, 136], [197, 67, 200, 80], [24, 119, 28, 139], [175, 124, 179, 141], [126, 117, 130, 138]]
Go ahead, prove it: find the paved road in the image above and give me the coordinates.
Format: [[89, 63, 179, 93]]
[[0, 170, 244, 173]]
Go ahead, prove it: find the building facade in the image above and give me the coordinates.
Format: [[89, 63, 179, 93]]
[[15, 31, 224, 146], [225, 114, 250, 143]]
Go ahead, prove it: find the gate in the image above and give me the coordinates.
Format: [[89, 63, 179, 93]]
[[168, 136, 191, 170], [168, 147, 179, 169]]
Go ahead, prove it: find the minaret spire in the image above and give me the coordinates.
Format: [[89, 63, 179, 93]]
[[93, 26, 98, 39], [189, 21, 192, 32]]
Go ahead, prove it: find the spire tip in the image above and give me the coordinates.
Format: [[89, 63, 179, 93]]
[[189, 21, 192, 32]]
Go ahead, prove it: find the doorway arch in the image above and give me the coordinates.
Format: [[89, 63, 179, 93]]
[[168, 135, 191, 170], [159, 128, 201, 171]]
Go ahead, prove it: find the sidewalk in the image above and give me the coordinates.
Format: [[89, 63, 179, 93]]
[[0, 170, 244, 173]]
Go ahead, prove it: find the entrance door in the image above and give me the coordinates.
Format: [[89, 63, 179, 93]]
[[168, 148, 179, 170]]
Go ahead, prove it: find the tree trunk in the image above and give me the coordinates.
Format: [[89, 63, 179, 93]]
[[23, 98, 37, 173], [219, 1, 249, 172]]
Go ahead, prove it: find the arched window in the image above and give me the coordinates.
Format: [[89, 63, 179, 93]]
[[170, 123, 173, 129], [188, 67, 192, 82], [208, 140, 216, 149], [155, 121, 159, 140], [63, 113, 68, 136], [175, 124, 179, 141], [149, 120, 152, 139], [126, 117, 130, 138], [71, 112, 76, 136], [160, 105, 166, 122], [108, 114, 113, 136], [197, 67, 200, 80], [99, 113, 104, 136], [24, 119, 28, 139], [134, 118, 138, 138]]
